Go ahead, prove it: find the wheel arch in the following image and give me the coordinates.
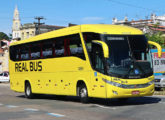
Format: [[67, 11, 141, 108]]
[[76, 80, 90, 96]]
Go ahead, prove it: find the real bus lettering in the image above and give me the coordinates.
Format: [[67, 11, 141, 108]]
[[15, 61, 42, 72], [30, 61, 42, 71], [15, 62, 28, 72]]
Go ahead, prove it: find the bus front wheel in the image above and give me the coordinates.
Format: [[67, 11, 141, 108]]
[[25, 82, 33, 99], [79, 84, 89, 103]]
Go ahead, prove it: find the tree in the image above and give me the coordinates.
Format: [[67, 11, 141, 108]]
[[145, 32, 165, 48], [0, 32, 9, 40], [8, 33, 12, 41], [153, 22, 160, 28]]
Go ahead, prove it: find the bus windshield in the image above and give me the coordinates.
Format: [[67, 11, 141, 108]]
[[104, 35, 152, 79]]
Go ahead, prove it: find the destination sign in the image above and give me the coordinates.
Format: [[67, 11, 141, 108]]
[[107, 37, 125, 41]]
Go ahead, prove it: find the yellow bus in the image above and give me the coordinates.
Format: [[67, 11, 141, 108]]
[[9, 24, 162, 103]]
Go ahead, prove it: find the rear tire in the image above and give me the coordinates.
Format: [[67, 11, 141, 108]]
[[25, 82, 33, 99], [79, 84, 89, 103]]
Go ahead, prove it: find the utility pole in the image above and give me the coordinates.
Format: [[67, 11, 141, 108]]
[[34, 16, 45, 35]]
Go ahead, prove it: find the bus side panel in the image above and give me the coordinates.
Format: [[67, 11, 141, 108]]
[[47, 57, 92, 96], [10, 61, 25, 93], [9, 57, 93, 96]]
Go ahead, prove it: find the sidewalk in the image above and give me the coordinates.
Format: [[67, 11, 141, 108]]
[[154, 90, 165, 95], [0, 83, 10, 86]]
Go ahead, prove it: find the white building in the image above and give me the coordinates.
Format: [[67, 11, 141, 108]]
[[12, 6, 21, 40], [112, 13, 165, 33], [151, 13, 165, 26], [12, 6, 65, 40]]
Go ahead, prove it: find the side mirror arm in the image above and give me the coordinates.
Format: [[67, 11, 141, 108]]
[[92, 40, 109, 58], [148, 41, 162, 58]]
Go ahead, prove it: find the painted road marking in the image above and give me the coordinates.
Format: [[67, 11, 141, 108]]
[[47, 113, 65, 117], [0, 103, 3, 106], [24, 108, 39, 112], [2, 103, 66, 118], [91, 104, 116, 110], [6, 105, 19, 108]]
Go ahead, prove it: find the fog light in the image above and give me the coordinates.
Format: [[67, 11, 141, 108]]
[[112, 90, 118, 95]]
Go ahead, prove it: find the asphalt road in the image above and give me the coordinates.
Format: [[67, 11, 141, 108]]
[[0, 83, 165, 120]]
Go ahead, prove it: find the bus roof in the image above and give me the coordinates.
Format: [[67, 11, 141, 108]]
[[10, 24, 143, 46]]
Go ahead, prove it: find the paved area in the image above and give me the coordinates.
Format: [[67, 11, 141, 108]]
[[0, 83, 165, 120]]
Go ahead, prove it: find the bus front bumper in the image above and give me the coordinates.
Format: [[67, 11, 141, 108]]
[[106, 84, 154, 99]]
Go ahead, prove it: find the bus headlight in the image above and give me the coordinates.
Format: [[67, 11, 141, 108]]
[[103, 78, 154, 89], [148, 80, 154, 85]]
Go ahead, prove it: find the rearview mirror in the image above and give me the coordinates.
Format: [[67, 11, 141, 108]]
[[148, 41, 162, 58], [92, 40, 109, 58]]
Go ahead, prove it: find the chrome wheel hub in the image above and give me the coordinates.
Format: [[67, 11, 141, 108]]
[[80, 88, 87, 97]]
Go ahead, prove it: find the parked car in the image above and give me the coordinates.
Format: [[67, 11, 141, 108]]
[[154, 74, 165, 91], [0, 71, 9, 82]]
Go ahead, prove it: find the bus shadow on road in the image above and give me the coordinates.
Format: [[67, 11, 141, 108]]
[[18, 95, 161, 107], [89, 97, 161, 107]]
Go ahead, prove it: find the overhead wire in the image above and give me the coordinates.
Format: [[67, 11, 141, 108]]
[[107, 0, 165, 14]]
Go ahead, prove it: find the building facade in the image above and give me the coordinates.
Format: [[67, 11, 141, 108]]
[[12, 6, 65, 40], [0, 40, 9, 72], [112, 14, 165, 33], [20, 23, 65, 40], [12, 6, 21, 40]]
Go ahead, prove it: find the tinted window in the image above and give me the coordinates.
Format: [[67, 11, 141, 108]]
[[92, 43, 105, 73], [42, 40, 53, 58], [20, 44, 30, 60], [83, 32, 101, 52], [83, 32, 101, 64], [10, 46, 20, 61], [30, 43, 41, 59], [10, 34, 85, 61], [69, 34, 85, 60], [55, 38, 64, 57]]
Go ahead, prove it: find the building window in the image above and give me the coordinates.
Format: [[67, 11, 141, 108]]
[[15, 22, 18, 29], [22, 33, 24, 39], [32, 31, 34, 36], [26, 32, 29, 38]]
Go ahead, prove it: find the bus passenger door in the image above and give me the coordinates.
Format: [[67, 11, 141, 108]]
[[91, 43, 107, 98]]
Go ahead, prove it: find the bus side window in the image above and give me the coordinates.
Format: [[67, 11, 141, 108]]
[[82, 32, 101, 61], [30, 43, 41, 59], [16, 46, 21, 61], [92, 43, 105, 73], [42, 40, 53, 58], [69, 34, 85, 60], [10, 46, 20, 61], [20, 44, 29, 60], [64, 39, 71, 56], [55, 38, 64, 57]]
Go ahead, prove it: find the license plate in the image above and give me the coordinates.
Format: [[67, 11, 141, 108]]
[[132, 91, 140, 95]]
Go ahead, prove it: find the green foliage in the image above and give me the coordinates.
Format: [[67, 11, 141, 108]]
[[8, 33, 12, 41], [153, 22, 160, 28], [145, 32, 165, 48], [0, 32, 9, 40]]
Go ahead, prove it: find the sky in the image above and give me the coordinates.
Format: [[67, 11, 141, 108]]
[[0, 0, 165, 35]]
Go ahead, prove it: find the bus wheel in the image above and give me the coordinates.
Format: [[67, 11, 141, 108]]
[[79, 84, 89, 103], [25, 82, 33, 99]]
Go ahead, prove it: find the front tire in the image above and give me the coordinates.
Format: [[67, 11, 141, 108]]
[[79, 84, 89, 103], [25, 82, 33, 99]]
